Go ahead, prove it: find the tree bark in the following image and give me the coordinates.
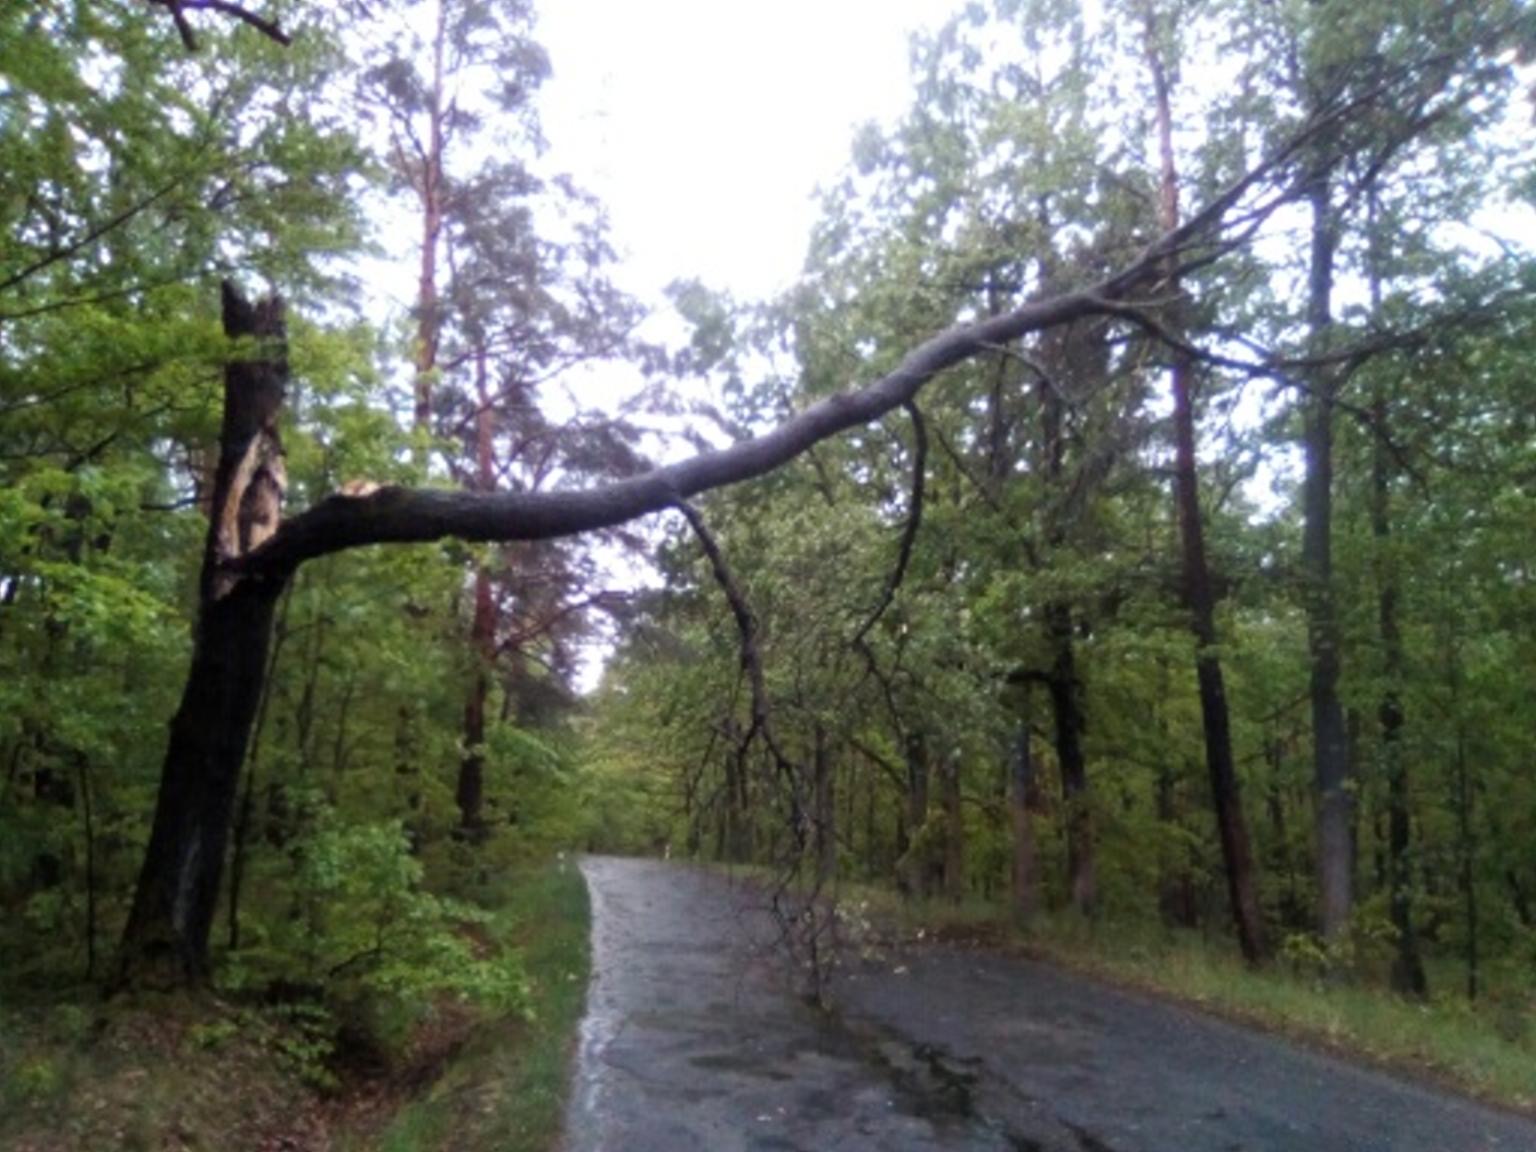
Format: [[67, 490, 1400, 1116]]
[[1144, 11, 1267, 963], [723, 737, 753, 863], [1373, 397, 1426, 996], [412, 0, 448, 438], [456, 352, 498, 840], [1302, 165, 1354, 944], [812, 723, 836, 889], [1045, 601, 1095, 915], [939, 750, 965, 904], [1009, 705, 1038, 921], [118, 283, 290, 987], [903, 730, 935, 898]]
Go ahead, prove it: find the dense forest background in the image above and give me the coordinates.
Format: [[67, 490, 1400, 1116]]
[[3, 0, 1535, 1090]]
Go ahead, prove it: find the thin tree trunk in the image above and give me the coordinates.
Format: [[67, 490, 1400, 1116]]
[[118, 284, 290, 987], [940, 752, 964, 903], [1033, 290, 1096, 915], [1457, 727, 1478, 1001], [1010, 705, 1038, 921], [1449, 648, 1479, 1001], [1302, 164, 1353, 944], [1143, 13, 1266, 962], [723, 739, 747, 862], [1374, 403, 1426, 997], [457, 351, 498, 840], [813, 723, 836, 889], [77, 752, 96, 979], [903, 730, 934, 898], [1046, 601, 1095, 915], [412, 0, 448, 440]]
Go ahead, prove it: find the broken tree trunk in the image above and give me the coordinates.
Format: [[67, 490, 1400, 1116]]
[[117, 283, 290, 988]]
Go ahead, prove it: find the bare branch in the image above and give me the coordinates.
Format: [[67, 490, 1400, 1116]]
[[850, 401, 927, 647], [675, 499, 806, 845], [145, 1, 293, 50]]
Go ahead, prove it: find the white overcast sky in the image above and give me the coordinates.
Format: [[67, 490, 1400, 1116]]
[[535, 0, 961, 304]]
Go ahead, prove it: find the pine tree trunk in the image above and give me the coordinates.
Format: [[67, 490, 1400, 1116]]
[[118, 284, 290, 988], [412, 0, 448, 438], [456, 352, 498, 840]]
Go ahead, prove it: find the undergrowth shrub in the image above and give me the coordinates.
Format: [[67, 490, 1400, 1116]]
[[221, 811, 529, 1083]]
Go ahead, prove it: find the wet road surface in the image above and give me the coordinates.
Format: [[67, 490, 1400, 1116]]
[[561, 857, 1536, 1152]]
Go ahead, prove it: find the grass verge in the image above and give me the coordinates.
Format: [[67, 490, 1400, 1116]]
[[0, 858, 593, 1152], [365, 857, 592, 1152], [831, 880, 1536, 1117]]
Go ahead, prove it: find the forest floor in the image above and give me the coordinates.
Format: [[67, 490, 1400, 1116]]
[[565, 855, 1536, 1152], [0, 860, 590, 1152]]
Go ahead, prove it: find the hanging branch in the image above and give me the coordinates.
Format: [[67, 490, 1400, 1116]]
[[850, 401, 928, 648], [674, 500, 805, 843], [146, 0, 293, 50]]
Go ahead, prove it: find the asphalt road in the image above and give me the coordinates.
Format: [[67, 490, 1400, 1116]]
[[560, 857, 1536, 1152]]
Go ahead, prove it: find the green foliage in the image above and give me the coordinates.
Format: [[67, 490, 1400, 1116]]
[[364, 861, 593, 1152], [227, 814, 530, 1023]]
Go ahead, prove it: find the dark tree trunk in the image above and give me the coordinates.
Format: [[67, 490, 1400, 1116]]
[[1302, 171, 1354, 944], [1145, 6, 1266, 963], [903, 730, 936, 897], [862, 759, 878, 879], [118, 284, 290, 988], [939, 752, 964, 903], [1170, 363, 1268, 962], [812, 724, 836, 888], [457, 352, 498, 841], [1045, 601, 1095, 915], [457, 566, 494, 839], [722, 737, 753, 863], [1457, 729, 1478, 1002], [1266, 736, 1305, 932], [1373, 394, 1427, 998], [1009, 706, 1038, 921], [412, 0, 448, 438], [77, 752, 97, 979]]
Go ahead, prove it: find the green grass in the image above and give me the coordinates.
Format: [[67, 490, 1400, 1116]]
[[365, 857, 593, 1152], [1014, 914, 1535, 1115]]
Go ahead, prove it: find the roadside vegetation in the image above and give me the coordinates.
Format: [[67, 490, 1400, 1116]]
[[364, 861, 591, 1152], [0, 861, 590, 1152], [863, 889, 1536, 1115]]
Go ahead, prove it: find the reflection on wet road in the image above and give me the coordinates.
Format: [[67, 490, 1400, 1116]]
[[561, 857, 1536, 1152]]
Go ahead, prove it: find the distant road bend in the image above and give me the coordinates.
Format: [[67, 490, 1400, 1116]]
[[560, 856, 1536, 1152]]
